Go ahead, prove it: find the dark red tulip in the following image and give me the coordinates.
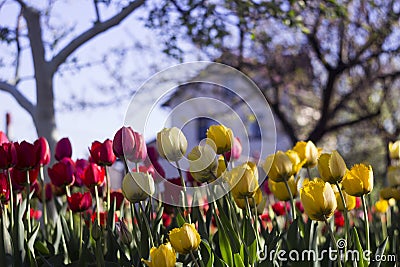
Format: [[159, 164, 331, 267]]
[[55, 137, 72, 161], [11, 167, 39, 188], [0, 172, 10, 203], [74, 159, 89, 187], [334, 211, 345, 228], [146, 146, 165, 179], [89, 139, 116, 166], [162, 212, 172, 227], [82, 163, 105, 188], [48, 158, 75, 187], [67, 191, 92, 213], [106, 191, 125, 210], [0, 131, 8, 145], [272, 202, 289, 216], [36, 183, 53, 202], [15, 141, 40, 170], [295, 200, 304, 213], [113, 126, 135, 159], [0, 142, 17, 169], [34, 137, 50, 166]]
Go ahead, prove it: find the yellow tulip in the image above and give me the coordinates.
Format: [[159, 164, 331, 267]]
[[216, 155, 227, 178], [374, 199, 389, 213], [380, 187, 400, 201], [263, 151, 293, 182], [157, 127, 188, 162], [293, 141, 320, 168], [234, 187, 263, 210], [342, 164, 374, 197], [318, 151, 347, 184], [122, 172, 155, 203], [286, 150, 305, 176], [334, 190, 356, 211], [142, 242, 176, 267], [188, 144, 218, 183], [228, 162, 259, 199], [206, 124, 234, 154], [387, 165, 400, 187], [268, 176, 297, 201], [300, 178, 337, 221], [169, 223, 201, 254], [389, 141, 400, 159]]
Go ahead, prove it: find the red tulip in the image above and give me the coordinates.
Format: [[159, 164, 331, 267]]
[[272, 202, 289, 216], [55, 137, 72, 161], [74, 159, 89, 187], [0, 131, 8, 145], [128, 131, 147, 163], [334, 211, 345, 228], [224, 137, 242, 161], [14, 141, 40, 170], [0, 172, 10, 203], [113, 126, 135, 159], [146, 146, 166, 179], [295, 200, 304, 213], [30, 208, 42, 220], [106, 191, 125, 210], [89, 139, 116, 166], [91, 211, 118, 226], [11, 167, 39, 188], [34, 137, 50, 166], [0, 142, 17, 169], [162, 212, 172, 227], [67, 191, 92, 212], [48, 158, 75, 187], [82, 163, 105, 188]]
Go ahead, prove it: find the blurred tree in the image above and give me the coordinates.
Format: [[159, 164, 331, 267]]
[[147, 0, 400, 177], [0, 0, 145, 152]]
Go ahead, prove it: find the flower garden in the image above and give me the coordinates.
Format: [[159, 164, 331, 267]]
[[0, 124, 399, 267]]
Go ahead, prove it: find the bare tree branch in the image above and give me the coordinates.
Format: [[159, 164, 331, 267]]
[[0, 81, 35, 115], [50, 0, 145, 73], [325, 111, 381, 133]]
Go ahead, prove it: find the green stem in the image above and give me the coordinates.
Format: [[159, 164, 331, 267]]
[[79, 213, 83, 258], [105, 167, 111, 212], [139, 203, 154, 248], [190, 250, 201, 267], [176, 161, 191, 223], [335, 182, 349, 249], [252, 196, 261, 253], [95, 185, 101, 227], [130, 203, 142, 259], [6, 170, 14, 232], [39, 166, 48, 238], [361, 195, 370, 255], [283, 176, 296, 221], [323, 216, 342, 267], [65, 186, 74, 231], [306, 167, 312, 179], [26, 170, 31, 234]]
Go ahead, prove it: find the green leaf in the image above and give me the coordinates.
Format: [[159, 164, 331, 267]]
[[369, 237, 388, 267], [34, 241, 50, 255], [243, 217, 257, 264], [215, 214, 233, 266], [200, 239, 214, 267], [352, 227, 367, 267], [27, 223, 40, 259], [234, 253, 245, 267]]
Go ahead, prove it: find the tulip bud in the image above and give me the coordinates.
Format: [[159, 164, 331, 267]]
[[318, 151, 347, 184], [34, 137, 51, 166], [234, 187, 263, 210], [293, 141, 320, 168], [387, 166, 400, 187], [157, 127, 187, 162], [48, 158, 76, 187], [263, 151, 293, 182], [374, 199, 389, 213], [113, 126, 136, 159], [55, 138, 72, 161], [342, 164, 374, 197], [0, 131, 8, 145], [142, 242, 176, 267], [300, 178, 337, 221], [82, 163, 106, 189], [0, 142, 17, 170], [89, 139, 116, 166], [188, 143, 218, 183], [116, 220, 132, 245], [15, 141, 40, 170], [206, 124, 234, 154], [67, 191, 92, 213], [127, 131, 147, 163], [122, 172, 154, 203], [268, 176, 297, 201], [285, 150, 304, 176], [91, 222, 102, 241], [228, 162, 259, 199], [168, 223, 201, 254], [389, 141, 400, 159]]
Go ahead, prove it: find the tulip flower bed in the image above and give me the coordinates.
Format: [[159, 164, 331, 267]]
[[0, 126, 399, 267]]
